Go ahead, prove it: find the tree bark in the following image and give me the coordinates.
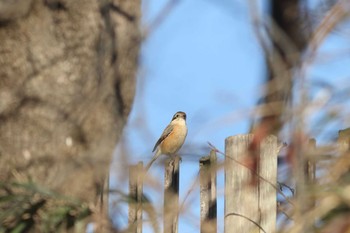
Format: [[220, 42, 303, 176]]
[[0, 0, 140, 228]]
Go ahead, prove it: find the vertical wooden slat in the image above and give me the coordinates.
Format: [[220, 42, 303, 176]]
[[225, 134, 258, 233], [305, 139, 316, 183], [209, 150, 217, 230], [199, 150, 217, 233], [259, 135, 278, 233], [304, 138, 316, 231], [338, 128, 350, 152], [225, 134, 278, 233], [163, 156, 180, 233], [129, 162, 143, 233]]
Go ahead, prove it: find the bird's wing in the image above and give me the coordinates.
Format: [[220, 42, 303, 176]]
[[152, 124, 174, 152]]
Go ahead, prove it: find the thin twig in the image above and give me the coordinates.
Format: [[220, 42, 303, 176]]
[[207, 142, 295, 207], [224, 212, 267, 233], [142, 0, 180, 39]]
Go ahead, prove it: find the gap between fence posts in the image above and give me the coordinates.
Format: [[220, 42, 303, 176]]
[[163, 155, 180, 233], [128, 162, 143, 233], [199, 150, 217, 233], [224, 134, 278, 233]]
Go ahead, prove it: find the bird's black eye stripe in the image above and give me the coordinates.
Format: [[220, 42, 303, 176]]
[[172, 112, 186, 121]]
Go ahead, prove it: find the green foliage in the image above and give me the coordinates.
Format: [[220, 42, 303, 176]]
[[0, 181, 91, 233]]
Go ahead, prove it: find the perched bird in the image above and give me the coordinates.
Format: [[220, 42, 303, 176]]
[[145, 111, 188, 171]]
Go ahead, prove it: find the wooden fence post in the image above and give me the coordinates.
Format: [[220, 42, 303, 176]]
[[224, 134, 278, 233], [305, 139, 316, 195], [129, 162, 143, 233], [305, 139, 316, 183], [164, 156, 180, 233], [338, 128, 350, 152], [259, 135, 279, 233], [199, 150, 217, 233]]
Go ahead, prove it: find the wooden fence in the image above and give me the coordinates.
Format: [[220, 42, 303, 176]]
[[126, 132, 330, 233], [127, 134, 279, 233]]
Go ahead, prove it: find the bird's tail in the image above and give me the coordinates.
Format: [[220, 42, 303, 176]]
[[145, 149, 161, 172]]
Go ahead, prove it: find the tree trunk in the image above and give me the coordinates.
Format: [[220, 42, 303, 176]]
[[0, 0, 140, 231]]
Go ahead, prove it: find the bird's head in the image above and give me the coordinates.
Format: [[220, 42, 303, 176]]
[[171, 111, 186, 122]]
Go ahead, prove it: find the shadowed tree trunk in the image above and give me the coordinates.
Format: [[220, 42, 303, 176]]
[[0, 0, 140, 231], [248, 0, 308, 184], [262, 0, 307, 133]]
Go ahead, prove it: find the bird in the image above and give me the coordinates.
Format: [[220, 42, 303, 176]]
[[145, 111, 188, 171]]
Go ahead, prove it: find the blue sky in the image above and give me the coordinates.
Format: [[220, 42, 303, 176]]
[[131, 0, 264, 158], [110, 0, 350, 232], [110, 1, 264, 231]]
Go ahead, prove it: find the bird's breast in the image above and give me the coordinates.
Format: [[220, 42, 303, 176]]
[[160, 124, 187, 155]]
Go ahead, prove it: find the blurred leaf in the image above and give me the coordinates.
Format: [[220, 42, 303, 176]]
[[0, 181, 91, 232], [10, 222, 27, 233]]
